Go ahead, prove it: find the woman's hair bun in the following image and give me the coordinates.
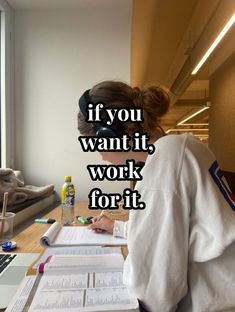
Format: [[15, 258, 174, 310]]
[[141, 86, 170, 118], [131, 85, 170, 135], [132, 86, 142, 101]]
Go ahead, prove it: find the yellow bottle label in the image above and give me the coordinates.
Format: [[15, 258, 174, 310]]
[[61, 183, 75, 205]]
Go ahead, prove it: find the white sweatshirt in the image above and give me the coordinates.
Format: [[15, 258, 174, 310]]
[[114, 133, 235, 312]]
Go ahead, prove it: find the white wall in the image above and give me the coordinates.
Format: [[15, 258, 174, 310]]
[[14, 1, 132, 200]]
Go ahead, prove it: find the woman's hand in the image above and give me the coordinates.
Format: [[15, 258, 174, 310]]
[[88, 215, 114, 234]]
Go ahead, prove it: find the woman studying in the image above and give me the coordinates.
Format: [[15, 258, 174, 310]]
[[77, 81, 235, 312]]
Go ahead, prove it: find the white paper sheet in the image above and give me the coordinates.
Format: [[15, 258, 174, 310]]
[[40, 273, 89, 290], [94, 272, 124, 288], [33, 246, 122, 269], [29, 282, 138, 311], [40, 223, 127, 247], [5, 276, 37, 312], [28, 289, 84, 311], [37, 271, 124, 291], [43, 254, 124, 272], [85, 287, 138, 309], [53, 226, 127, 246]]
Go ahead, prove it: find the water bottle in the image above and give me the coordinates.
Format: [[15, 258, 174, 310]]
[[61, 176, 75, 225]]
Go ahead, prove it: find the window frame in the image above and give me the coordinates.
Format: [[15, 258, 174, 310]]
[[0, 0, 14, 168]]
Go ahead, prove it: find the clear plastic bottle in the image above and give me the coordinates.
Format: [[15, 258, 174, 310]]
[[61, 176, 75, 225]]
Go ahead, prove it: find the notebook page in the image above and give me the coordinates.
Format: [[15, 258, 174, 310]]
[[85, 287, 138, 311], [40, 222, 62, 246], [33, 246, 122, 269], [28, 274, 138, 311], [52, 226, 127, 246], [35, 271, 124, 291], [43, 254, 124, 273]]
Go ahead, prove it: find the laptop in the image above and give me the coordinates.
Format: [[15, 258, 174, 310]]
[[0, 253, 38, 309]]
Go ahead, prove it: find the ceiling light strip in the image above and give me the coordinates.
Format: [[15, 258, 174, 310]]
[[166, 128, 209, 133], [177, 106, 210, 125], [192, 13, 235, 75], [177, 123, 209, 126]]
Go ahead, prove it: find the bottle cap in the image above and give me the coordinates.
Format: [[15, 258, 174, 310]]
[[65, 176, 71, 182], [1, 241, 17, 251]]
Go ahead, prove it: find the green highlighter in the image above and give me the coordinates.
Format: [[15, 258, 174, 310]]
[[76, 216, 92, 224]]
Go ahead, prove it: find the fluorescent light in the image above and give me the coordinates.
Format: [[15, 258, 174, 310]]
[[178, 123, 209, 126], [166, 128, 208, 134], [177, 106, 209, 125], [192, 13, 235, 75]]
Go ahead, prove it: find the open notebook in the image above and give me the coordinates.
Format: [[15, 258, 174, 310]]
[[40, 222, 127, 247], [19, 253, 139, 312]]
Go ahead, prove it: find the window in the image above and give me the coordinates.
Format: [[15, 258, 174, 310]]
[[0, 12, 1, 166], [0, 2, 14, 168]]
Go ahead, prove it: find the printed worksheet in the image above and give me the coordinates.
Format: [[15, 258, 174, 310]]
[[29, 254, 138, 311], [53, 226, 127, 246], [40, 254, 124, 273], [33, 246, 122, 269], [29, 285, 138, 311], [5, 276, 37, 312], [40, 222, 127, 247]]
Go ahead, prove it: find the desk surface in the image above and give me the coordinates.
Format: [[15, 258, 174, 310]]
[[12, 201, 129, 256]]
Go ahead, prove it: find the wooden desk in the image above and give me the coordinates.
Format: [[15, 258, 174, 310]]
[[12, 201, 129, 257]]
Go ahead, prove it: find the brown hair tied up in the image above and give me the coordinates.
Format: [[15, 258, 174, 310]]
[[133, 85, 170, 135], [132, 86, 142, 105], [77, 81, 170, 138]]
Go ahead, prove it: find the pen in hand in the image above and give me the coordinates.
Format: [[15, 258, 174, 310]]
[[90, 210, 106, 233], [88, 210, 115, 234]]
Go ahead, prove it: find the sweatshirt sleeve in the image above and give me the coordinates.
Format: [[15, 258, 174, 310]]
[[113, 220, 129, 239], [181, 135, 235, 262], [123, 188, 190, 312]]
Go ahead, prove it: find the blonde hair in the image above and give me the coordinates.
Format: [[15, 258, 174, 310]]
[[77, 81, 170, 137]]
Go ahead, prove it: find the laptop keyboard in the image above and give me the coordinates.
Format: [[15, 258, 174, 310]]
[[0, 254, 17, 274]]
